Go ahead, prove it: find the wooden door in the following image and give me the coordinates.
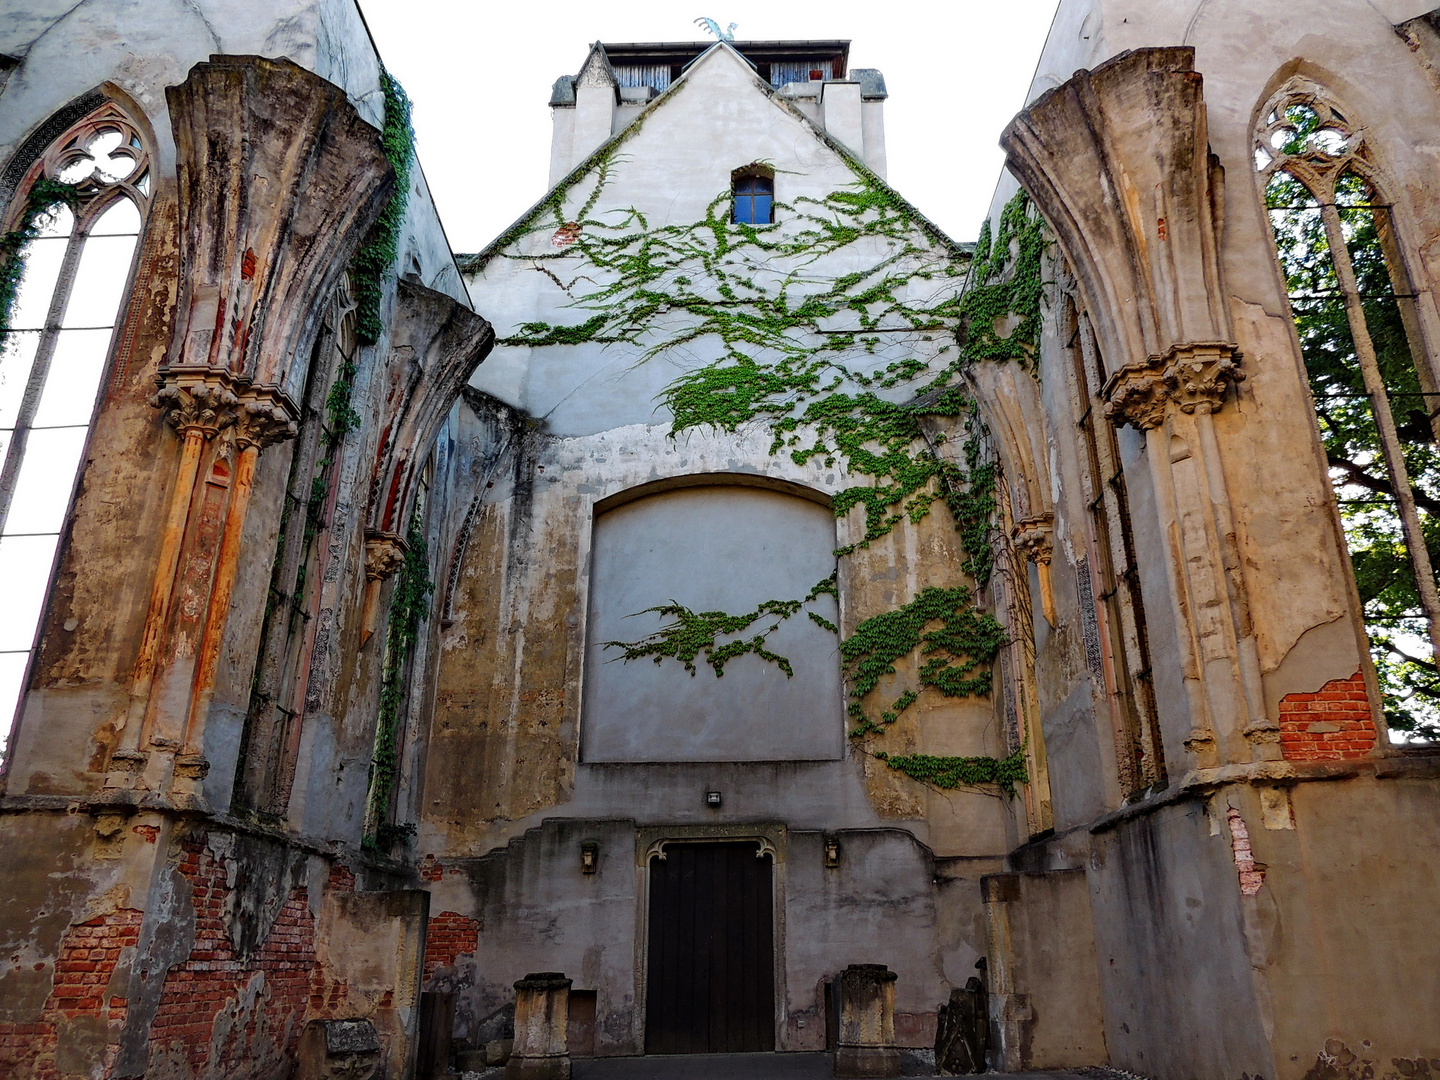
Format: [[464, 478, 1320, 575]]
[[645, 842, 775, 1054]]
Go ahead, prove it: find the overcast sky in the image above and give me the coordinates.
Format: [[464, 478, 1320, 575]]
[[357, 0, 1061, 252]]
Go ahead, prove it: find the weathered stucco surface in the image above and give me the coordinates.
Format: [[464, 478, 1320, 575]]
[[2, 2, 1440, 1077]]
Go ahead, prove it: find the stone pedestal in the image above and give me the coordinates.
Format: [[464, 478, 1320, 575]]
[[834, 964, 900, 1078], [506, 972, 572, 1080]]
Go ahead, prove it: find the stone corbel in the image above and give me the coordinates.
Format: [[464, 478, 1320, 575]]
[[1161, 342, 1244, 416], [1012, 513, 1056, 626], [234, 384, 300, 450], [361, 529, 409, 645], [1101, 359, 1170, 431], [1103, 345, 1244, 430]]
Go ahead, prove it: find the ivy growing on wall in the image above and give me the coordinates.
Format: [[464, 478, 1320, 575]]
[[365, 513, 432, 852], [841, 585, 1007, 735], [959, 189, 1048, 369], [498, 157, 1046, 792], [876, 747, 1029, 794], [352, 69, 415, 347], [0, 178, 81, 332], [603, 574, 837, 677]]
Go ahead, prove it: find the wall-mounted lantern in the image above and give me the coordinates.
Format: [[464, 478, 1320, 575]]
[[824, 836, 841, 868], [705, 790, 723, 808], [580, 841, 598, 874]]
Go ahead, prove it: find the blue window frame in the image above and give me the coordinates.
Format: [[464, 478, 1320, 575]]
[[732, 174, 773, 225]]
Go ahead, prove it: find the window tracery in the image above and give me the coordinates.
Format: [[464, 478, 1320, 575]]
[[1257, 81, 1440, 740], [0, 102, 150, 749]]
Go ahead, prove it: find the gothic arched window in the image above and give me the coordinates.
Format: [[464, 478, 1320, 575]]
[[1257, 84, 1440, 740], [0, 102, 150, 747]]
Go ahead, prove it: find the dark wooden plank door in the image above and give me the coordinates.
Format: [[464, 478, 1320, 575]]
[[645, 842, 775, 1054]]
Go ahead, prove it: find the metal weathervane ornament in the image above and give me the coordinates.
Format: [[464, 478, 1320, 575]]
[[695, 17, 738, 41]]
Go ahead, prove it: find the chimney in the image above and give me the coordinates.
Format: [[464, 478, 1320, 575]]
[[853, 69, 888, 178], [571, 43, 618, 172], [821, 79, 864, 158], [548, 76, 576, 187]]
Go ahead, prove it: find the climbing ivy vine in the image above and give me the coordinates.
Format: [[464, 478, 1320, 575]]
[[603, 574, 837, 678], [841, 585, 1007, 735], [496, 157, 1046, 792], [0, 178, 81, 333], [352, 69, 415, 347], [365, 513, 432, 852], [958, 188, 1049, 369]]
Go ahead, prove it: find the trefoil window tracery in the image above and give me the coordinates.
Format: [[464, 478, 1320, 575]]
[[0, 102, 151, 751]]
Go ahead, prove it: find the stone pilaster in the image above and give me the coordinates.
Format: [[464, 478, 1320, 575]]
[[1003, 48, 1278, 768]]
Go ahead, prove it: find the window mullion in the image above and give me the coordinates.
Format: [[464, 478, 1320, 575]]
[[1319, 201, 1440, 657], [0, 229, 88, 534]]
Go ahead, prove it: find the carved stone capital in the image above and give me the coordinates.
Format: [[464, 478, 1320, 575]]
[[1102, 360, 1170, 431], [1102, 345, 1244, 430], [1012, 513, 1054, 564], [151, 366, 242, 438], [364, 529, 409, 582], [1162, 343, 1244, 415], [234, 384, 300, 450]]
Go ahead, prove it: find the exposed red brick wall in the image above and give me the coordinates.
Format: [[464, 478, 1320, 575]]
[[1226, 807, 1265, 896], [328, 862, 357, 891], [0, 908, 143, 1080], [1278, 671, 1378, 761], [424, 911, 480, 981], [149, 837, 319, 1076]]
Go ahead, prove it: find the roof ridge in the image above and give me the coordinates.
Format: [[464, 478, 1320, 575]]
[[459, 47, 963, 272]]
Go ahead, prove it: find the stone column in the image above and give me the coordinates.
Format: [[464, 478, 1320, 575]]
[[105, 54, 395, 806], [834, 964, 900, 1078], [980, 875, 1025, 1072], [1003, 48, 1282, 770], [507, 973, 572, 1080]]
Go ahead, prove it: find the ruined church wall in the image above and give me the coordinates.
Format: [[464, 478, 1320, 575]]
[[418, 817, 998, 1057], [984, 3, 1440, 1076], [0, 6, 480, 1078], [2, 0, 465, 816], [421, 400, 1012, 859], [991, 0, 1440, 722], [441, 43, 1016, 860], [415, 43, 1025, 1057]]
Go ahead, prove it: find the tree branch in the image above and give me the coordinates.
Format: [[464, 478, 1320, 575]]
[[1327, 452, 1440, 515]]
